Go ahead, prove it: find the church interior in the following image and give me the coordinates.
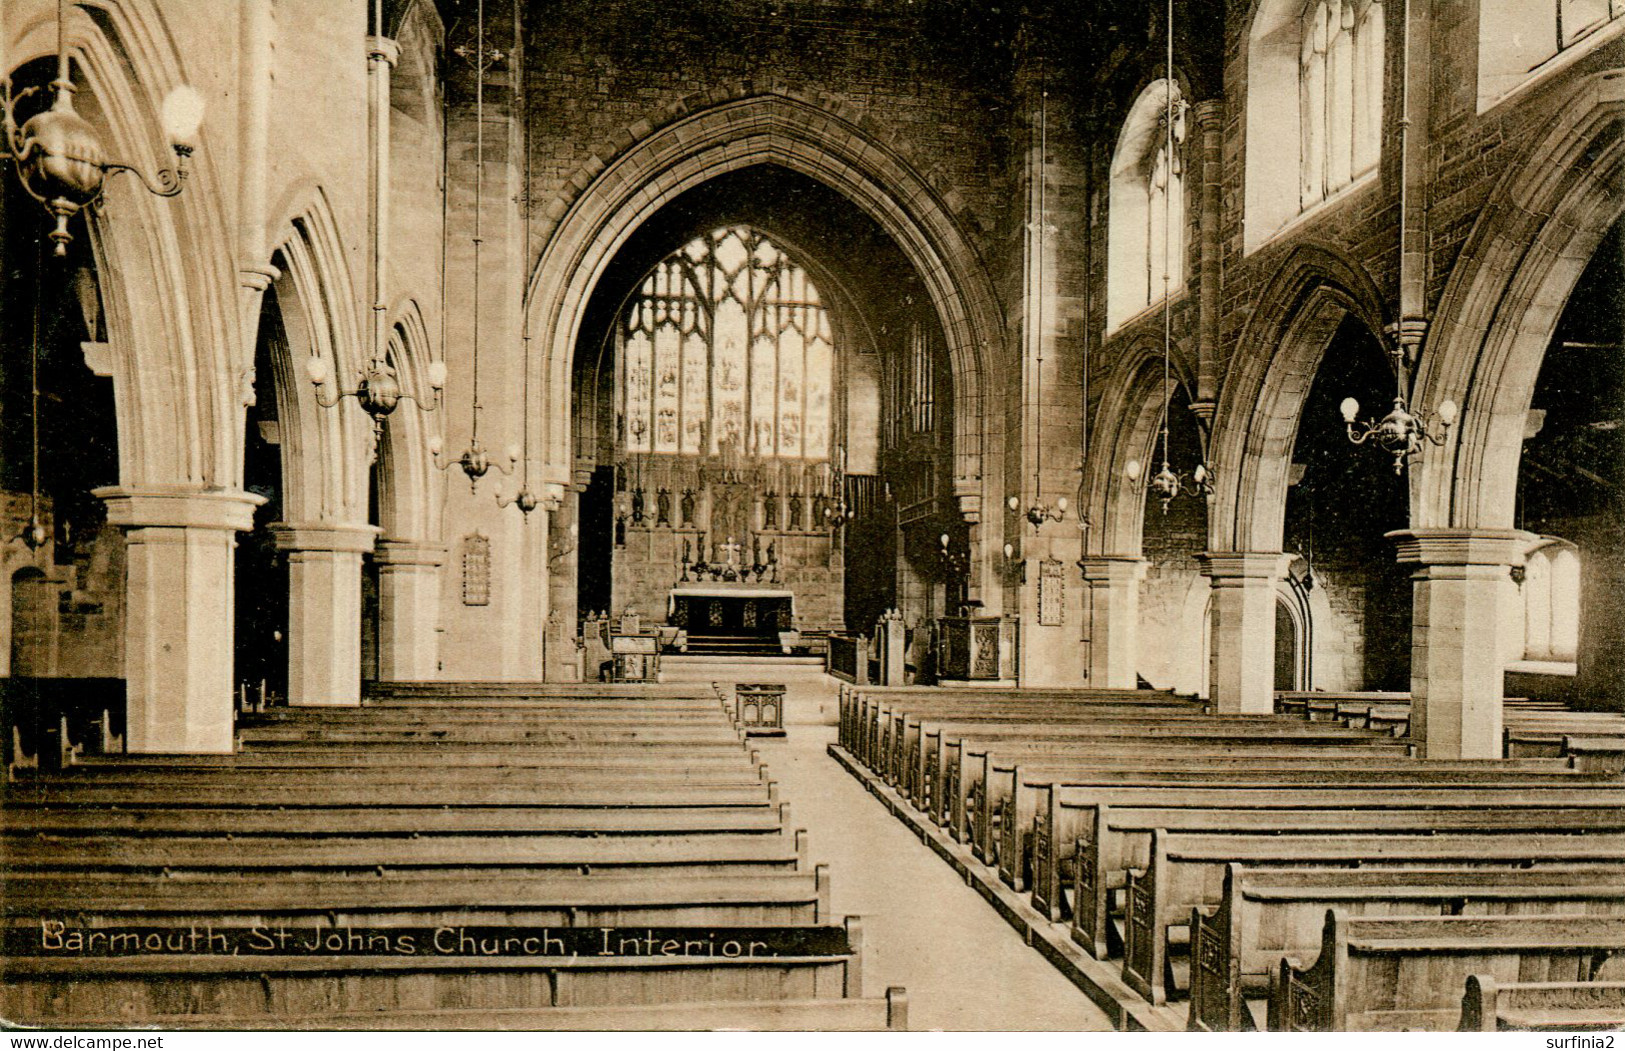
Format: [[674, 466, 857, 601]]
[[2, 0, 1624, 1033]]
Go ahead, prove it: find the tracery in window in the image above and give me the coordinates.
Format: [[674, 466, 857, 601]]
[[620, 227, 833, 463], [1107, 79, 1187, 330], [1298, 0, 1382, 210], [1245, 0, 1384, 250]]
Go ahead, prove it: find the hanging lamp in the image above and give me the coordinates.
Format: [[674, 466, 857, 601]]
[[1, 0, 201, 256], [1124, 0, 1214, 515], [1011, 73, 1067, 532], [434, 0, 516, 492], [1339, 0, 1455, 473]]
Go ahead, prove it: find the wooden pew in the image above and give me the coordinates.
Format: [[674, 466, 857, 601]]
[[1188, 865, 1625, 1032], [1119, 830, 1625, 1006], [896, 711, 1399, 802], [3, 867, 833, 927], [2, 916, 871, 1027], [905, 723, 1407, 811], [4, 780, 777, 808], [74, 988, 911, 1031], [1036, 782, 1625, 946], [1460, 975, 1625, 1032], [1271, 912, 1625, 1031], [948, 741, 1563, 858], [958, 744, 1582, 862], [1, 803, 793, 838], [5, 830, 807, 878]]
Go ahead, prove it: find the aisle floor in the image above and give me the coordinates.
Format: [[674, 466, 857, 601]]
[[754, 706, 1115, 1032]]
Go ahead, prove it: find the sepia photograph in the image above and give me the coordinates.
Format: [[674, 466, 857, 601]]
[[0, 0, 1622, 1038]]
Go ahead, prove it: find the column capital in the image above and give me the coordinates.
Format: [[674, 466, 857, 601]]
[[94, 486, 264, 532], [270, 522, 381, 554], [1191, 98, 1224, 128], [1078, 555, 1146, 584], [372, 539, 448, 567], [1387, 528, 1530, 567], [1199, 551, 1288, 582], [239, 263, 281, 293], [367, 35, 400, 66]]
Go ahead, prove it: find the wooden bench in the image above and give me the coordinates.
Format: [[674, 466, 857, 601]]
[[5, 780, 778, 808], [3, 867, 833, 927], [904, 723, 1407, 809], [894, 709, 1391, 800], [1187, 865, 1625, 1032], [1119, 830, 1625, 1006], [1460, 975, 1625, 1032], [1035, 782, 1625, 944], [1272, 912, 1625, 1031], [5, 830, 808, 877], [3, 917, 870, 1027], [69, 988, 910, 1031], [1, 803, 795, 838], [982, 754, 1597, 877]]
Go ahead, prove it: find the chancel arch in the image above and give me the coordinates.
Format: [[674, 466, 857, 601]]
[[524, 92, 1006, 619], [563, 166, 954, 653]]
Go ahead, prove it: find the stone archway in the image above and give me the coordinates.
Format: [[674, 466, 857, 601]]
[[1412, 71, 1625, 532], [523, 91, 1007, 610], [1405, 73, 1625, 729], [1202, 242, 1386, 712]]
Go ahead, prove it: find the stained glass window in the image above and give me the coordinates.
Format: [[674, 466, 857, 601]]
[[620, 227, 834, 462]]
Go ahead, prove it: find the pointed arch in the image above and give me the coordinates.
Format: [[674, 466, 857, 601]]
[[1207, 241, 1387, 552], [8, 0, 240, 490], [266, 195, 371, 525], [1087, 338, 1197, 557], [1411, 71, 1625, 531], [376, 298, 439, 541], [523, 92, 1006, 587]]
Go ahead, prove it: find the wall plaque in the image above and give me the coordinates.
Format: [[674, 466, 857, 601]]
[[461, 533, 491, 606], [1038, 558, 1065, 626]]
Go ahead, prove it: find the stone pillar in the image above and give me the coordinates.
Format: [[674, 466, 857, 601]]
[[1576, 517, 1625, 713], [1079, 556, 1146, 688], [371, 540, 444, 682], [272, 524, 379, 706], [1390, 529, 1523, 759], [1202, 552, 1285, 714], [95, 486, 263, 754]]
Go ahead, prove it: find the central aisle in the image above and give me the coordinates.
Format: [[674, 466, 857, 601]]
[[754, 701, 1115, 1031]]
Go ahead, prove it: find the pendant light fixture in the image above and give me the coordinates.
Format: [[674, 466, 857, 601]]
[[434, 0, 516, 492], [499, 6, 537, 516], [306, 0, 444, 439], [1125, 0, 1214, 515], [1339, 0, 1455, 473], [1, 0, 201, 256], [1011, 74, 1067, 532]]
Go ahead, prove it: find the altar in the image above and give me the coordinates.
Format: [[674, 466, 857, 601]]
[[668, 586, 796, 638]]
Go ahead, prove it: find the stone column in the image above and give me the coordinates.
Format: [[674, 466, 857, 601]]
[[1202, 552, 1285, 714], [272, 523, 379, 706], [1390, 529, 1523, 759], [95, 486, 263, 754], [1576, 518, 1625, 713], [372, 540, 444, 682], [1079, 556, 1146, 688]]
